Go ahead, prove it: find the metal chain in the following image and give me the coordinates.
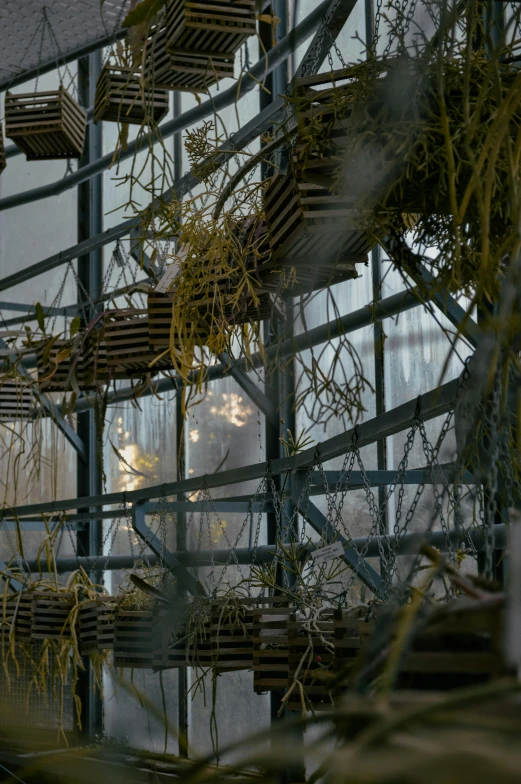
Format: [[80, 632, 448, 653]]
[[418, 419, 456, 568], [484, 372, 501, 580], [300, 0, 343, 78], [325, 24, 347, 69]]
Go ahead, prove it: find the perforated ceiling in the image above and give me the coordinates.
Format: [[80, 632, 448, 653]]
[[0, 0, 130, 91]]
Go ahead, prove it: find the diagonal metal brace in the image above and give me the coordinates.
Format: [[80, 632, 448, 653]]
[[292, 473, 386, 599], [131, 501, 204, 596], [218, 351, 278, 425]]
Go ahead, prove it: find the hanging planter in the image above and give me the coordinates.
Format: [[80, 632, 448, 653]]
[[395, 602, 507, 690], [78, 598, 114, 656], [253, 599, 293, 694], [5, 86, 87, 160], [164, 0, 256, 57], [113, 608, 157, 669], [0, 376, 35, 421], [30, 592, 74, 642], [2, 592, 34, 641], [294, 58, 521, 297], [0, 124, 6, 175], [82, 330, 129, 385], [103, 308, 173, 373], [210, 598, 254, 672], [94, 64, 169, 126], [35, 336, 85, 392], [263, 171, 370, 286], [286, 612, 336, 713], [144, 26, 234, 92], [154, 613, 213, 670]]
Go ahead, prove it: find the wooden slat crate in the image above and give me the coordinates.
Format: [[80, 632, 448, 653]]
[[147, 291, 211, 350], [82, 332, 129, 385], [0, 124, 6, 175], [31, 593, 74, 641], [210, 599, 254, 672], [189, 283, 274, 328], [0, 377, 35, 421], [292, 67, 357, 183], [5, 87, 87, 160], [103, 308, 173, 373], [263, 172, 370, 280], [78, 599, 115, 656], [1, 593, 34, 640], [396, 604, 507, 690], [144, 26, 234, 92], [113, 609, 157, 668], [165, 0, 256, 57], [253, 598, 294, 694], [292, 66, 441, 216], [35, 337, 86, 392], [94, 65, 169, 126], [286, 612, 336, 712], [153, 612, 213, 670]]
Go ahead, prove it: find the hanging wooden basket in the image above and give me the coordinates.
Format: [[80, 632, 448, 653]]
[[286, 612, 336, 712], [78, 599, 115, 656], [31, 593, 74, 641], [113, 609, 157, 668], [0, 376, 35, 421], [145, 26, 234, 92], [147, 290, 211, 350], [253, 598, 293, 694], [263, 171, 370, 282], [153, 613, 213, 670], [35, 337, 85, 392], [82, 331, 129, 385], [103, 308, 173, 373], [5, 87, 87, 160], [210, 599, 254, 672], [395, 602, 508, 690], [94, 64, 169, 126], [0, 124, 6, 175], [2, 593, 34, 640], [165, 0, 256, 57]]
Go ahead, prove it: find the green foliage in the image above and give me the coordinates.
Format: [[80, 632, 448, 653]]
[[121, 0, 167, 28], [34, 301, 45, 333], [69, 316, 81, 338]]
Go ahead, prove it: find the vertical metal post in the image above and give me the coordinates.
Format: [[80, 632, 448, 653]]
[[77, 50, 103, 742], [371, 247, 388, 554], [173, 90, 189, 758], [366, 0, 388, 575], [260, 6, 302, 781]]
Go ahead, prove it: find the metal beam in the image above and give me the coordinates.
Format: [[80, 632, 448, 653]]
[[16, 521, 503, 573], [131, 502, 202, 596], [311, 465, 475, 489], [218, 351, 278, 424], [0, 0, 332, 217], [0, 376, 460, 520]]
